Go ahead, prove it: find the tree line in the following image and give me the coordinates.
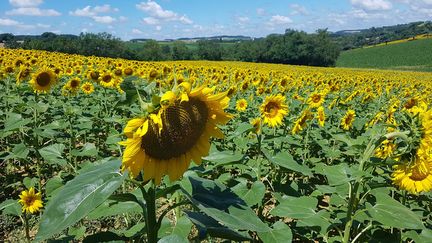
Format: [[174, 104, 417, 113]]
[[1, 30, 340, 67]]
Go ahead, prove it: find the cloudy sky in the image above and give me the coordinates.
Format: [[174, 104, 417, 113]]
[[0, 0, 431, 40]]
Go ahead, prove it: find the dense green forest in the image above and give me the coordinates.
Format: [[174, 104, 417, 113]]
[[1, 20, 431, 67]]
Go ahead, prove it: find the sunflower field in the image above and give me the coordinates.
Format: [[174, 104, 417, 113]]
[[1, 48, 432, 243]]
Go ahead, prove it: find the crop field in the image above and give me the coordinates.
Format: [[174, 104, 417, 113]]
[[336, 38, 432, 72], [1, 48, 432, 242]]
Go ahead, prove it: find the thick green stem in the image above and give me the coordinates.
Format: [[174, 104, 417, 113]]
[[142, 183, 158, 243], [342, 135, 379, 243], [24, 213, 31, 243]]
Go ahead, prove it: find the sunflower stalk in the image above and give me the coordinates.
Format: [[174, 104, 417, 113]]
[[23, 212, 31, 243], [342, 133, 382, 243], [140, 182, 158, 243]]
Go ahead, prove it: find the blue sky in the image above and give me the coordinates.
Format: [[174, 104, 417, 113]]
[[0, 0, 431, 40]]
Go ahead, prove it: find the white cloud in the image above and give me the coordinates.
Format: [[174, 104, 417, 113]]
[[6, 7, 61, 16], [69, 5, 118, 17], [290, 4, 309, 15], [156, 26, 162, 31], [143, 17, 159, 25], [36, 23, 50, 28], [0, 18, 20, 26], [9, 0, 43, 7], [132, 28, 143, 34], [351, 0, 392, 11], [0, 17, 50, 30], [92, 16, 116, 24], [237, 16, 250, 23], [136, 0, 193, 25], [269, 15, 293, 25]]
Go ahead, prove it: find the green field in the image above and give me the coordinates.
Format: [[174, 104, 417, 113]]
[[336, 38, 432, 72]]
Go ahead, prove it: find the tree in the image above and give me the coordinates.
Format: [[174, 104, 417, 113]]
[[197, 40, 223, 60], [138, 40, 165, 61], [172, 41, 191, 60]]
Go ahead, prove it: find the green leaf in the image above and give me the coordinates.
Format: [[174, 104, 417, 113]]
[[45, 177, 64, 197], [71, 143, 98, 157], [158, 234, 188, 243], [264, 150, 312, 176], [82, 231, 126, 243], [226, 123, 254, 140], [185, 211, 252, 241], [68, 226, 86, 240], [0, 199, 22, 216], [23, 177, 38, 189], [172, 216, 192, 239], [366, 191, 425, 229], [314, 164, 354, 186], [87, 199, 141, 220], [38, 143, 67, 166], [4, 113, 31, 131], [271, 196, 317, 218], [181, 176, 270, 233], [11, 143, 29, 159], [123, 222, 145, 238], [258, 221, 292, 243], [232, 180, 265, 206], [36, 158, 126, 241], [202, 151, 243, 165]]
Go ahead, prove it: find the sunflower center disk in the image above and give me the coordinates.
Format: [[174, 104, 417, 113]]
[[36, 72, 51, 87], [141, 97, 208, 160], [409, 163, 429, 181], [265, 102, 279, 117]]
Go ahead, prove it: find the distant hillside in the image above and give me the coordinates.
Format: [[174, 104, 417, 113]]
[[130, 35, 253, 43], [332, 21, 432, 50], [336, 38, 432, 72]]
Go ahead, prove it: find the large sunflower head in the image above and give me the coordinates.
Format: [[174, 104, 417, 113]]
[[260, 94, 288, 128], [392, 145, 432, 194], [18, 187, 43, 214], [120, 83, 231, 184], [29, 67, 57, 93]]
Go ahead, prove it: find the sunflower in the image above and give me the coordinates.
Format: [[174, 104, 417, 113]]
[[250, 117, 262, 134], [236, 99, 248, 112], [260, 94, 288, 128], [66, 77, 81, 94], [316, 106, 326, 127], [16, 65, 31, 85], [292, 109, 313, 134], [29, 67, 57, 93], [392, 145, 432, 194], [120, 83, 231, 184], [99, 71, 116, 88], [18, 187, 43, 214], [81, 82, 95, 95], [87, 69, 100, 82], [341, 109, 356, 130], [307, 91, 326, 108]]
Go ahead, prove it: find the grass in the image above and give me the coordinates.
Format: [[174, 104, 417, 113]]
[[336, 38, 432, 72]]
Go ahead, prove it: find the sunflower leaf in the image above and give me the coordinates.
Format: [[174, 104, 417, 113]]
[[366, 191, 425, 230], [180, 176, 270, 233], [35, 158, 126, 241], [38, 143, 67, 166]]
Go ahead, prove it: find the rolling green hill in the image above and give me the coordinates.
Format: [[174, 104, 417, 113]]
[[336, 38, 432, 72]]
